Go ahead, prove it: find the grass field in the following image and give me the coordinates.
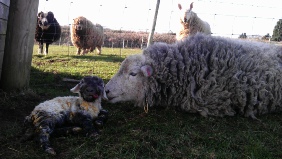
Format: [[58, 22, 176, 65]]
[[0, 45, 282, 159]]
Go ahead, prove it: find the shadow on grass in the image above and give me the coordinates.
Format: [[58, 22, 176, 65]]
[[33, 53, 126, 63], [1, 65, 282, 158]]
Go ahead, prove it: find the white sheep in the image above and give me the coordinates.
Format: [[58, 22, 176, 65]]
[[71, 16, 104, 55], [176, 2, 211, 41], [105, 33, 282, 119], [22, 76, 108, 155]]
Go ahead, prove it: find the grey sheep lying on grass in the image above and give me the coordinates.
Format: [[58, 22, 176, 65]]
[[22, 76, 108, 155], [105, 33, 282, 119]]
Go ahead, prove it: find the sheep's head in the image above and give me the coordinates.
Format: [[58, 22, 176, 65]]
[[73, 17, 87, 31], [178, 2, 194, 23], [105, 54, 153, 105], [71, 76, 108, 102], [37, 11, 55, 30]]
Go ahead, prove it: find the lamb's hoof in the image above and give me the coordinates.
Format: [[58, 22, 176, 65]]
[[45, 147, 56, 155], [72, 127, 82, 134], [100, 109, 109, 115], [99, 109, 109, 121], [94, 120, 104, 128], [87, 131, 99, 138]]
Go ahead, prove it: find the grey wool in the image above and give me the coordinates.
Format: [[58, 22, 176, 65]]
[[105, 33, 282, 119]]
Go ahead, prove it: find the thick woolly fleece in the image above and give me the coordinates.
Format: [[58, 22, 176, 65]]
[[35, 12, 61, 44], [107, 33, 282, 118], [71, 16, 104, 55]]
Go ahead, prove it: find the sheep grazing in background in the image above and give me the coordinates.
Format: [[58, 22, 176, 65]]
[[71, 16, 104, 55], [35, 11, 61, 55], [105, 33, 282, 119], [176, 2, 211, 40], [22, 76, 109, 155]]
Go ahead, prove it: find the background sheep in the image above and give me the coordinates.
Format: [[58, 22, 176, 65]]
[[22, 76, 108, 155], [176, 2, 211, 40], [105, 33, 282, 119], [71, 16, 104, 55], [35, 11, 61, 55]]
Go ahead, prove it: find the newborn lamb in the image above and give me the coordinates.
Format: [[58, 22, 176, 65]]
[[22, 76, 108, 155]]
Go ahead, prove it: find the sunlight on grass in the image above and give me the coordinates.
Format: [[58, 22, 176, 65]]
[[32, 45, 142, 83]]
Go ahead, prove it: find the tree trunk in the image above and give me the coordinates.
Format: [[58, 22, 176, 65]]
[[0, 0, 39, 91], [147, 0, 160, 47]]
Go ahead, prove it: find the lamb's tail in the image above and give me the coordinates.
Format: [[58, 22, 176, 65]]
[[20, 116, 35, 142]]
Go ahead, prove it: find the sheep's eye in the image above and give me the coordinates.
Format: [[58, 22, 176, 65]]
[[129, 72, 137, 76]]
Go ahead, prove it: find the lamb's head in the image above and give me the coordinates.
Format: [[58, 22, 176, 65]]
[[178, 2, 194, 23], [71, 76, 108, 102], [37, 11, 55, 30], [105, 54, 153, 105], [73, 17, 87, 31]]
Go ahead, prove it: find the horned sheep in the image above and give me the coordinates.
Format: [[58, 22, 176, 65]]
[[176, 2, 211, 40], [22, 76, 108, 155], [35, 11, 61, 55], [105, 33, 282, 119], [71, 16, 104, 55]]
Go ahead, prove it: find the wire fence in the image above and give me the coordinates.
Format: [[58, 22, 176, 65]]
[[32, 0, 282, 88]]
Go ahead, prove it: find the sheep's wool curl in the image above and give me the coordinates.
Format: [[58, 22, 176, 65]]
[[71, 16, 104, 54], [106, 33, 282, 118]]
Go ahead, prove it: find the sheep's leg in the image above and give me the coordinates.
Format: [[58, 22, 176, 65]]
[[44, 43, 49, 55], [96, 46, 101, 55], [72, 111, 99, 137], [38, 42, 43, 54], [77, 48, 81, 55]]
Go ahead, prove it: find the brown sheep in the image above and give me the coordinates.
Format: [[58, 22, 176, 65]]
[[71, 16, 104, 55]]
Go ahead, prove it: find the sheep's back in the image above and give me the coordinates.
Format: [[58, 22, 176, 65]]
[[35, 19, 61, 43], [32, 96, 79, 114], [144, 34, 282, 117]]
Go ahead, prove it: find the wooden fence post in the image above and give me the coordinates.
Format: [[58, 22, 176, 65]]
[[0, 0, 10, 81], [0, 0, 39, 91]]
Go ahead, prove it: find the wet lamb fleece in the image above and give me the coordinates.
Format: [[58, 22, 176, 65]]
[[105, 33, 282, 119], [22, 76, 109, 155]]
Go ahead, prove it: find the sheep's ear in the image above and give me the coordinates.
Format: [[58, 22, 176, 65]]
[[190, 2, 194, 10], [70, 83, 81, 93], [141, 65, 153, 77], [102, 84, 108, 100], [178, 3, 182, 10]]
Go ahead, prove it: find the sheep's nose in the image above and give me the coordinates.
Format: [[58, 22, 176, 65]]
[[86, 88, 94, 92], [105, 90, 110, 94]]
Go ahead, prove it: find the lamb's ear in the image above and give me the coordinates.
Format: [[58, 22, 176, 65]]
[[190, 2, 194, 10], [141, 65, 153, 77], [178, 3, 182, 10], [70, 83, 81, 93]]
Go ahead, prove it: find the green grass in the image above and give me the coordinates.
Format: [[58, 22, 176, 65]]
[[0, 45, 282, 159]]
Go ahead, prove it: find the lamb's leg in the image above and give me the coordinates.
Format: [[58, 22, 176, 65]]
[[36, 118, 57, 155], [52, 126, 82, 137], [94, 109, 109, 129], [72, 111, 99, 137], [44, 43, 49, 55], [52, 110, 109, 136], [38, 42, 43, 54]]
